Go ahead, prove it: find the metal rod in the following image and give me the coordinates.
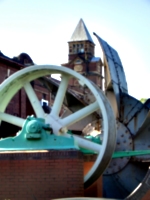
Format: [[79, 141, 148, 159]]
[[61, 101, 99, 128], [0, 112, 25, 127], [24, 83, 44, 118], [51, 75, 70, 116]]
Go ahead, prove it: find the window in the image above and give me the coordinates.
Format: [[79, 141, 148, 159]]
[[77, 44, 79, 53], [73, 44, 76, 53], [74, 59, 82, 64], [41, 99, 48, 106], [41, 99, 50, 114]]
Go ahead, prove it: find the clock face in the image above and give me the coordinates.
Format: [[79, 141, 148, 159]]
[[74, 64, 83, 72]]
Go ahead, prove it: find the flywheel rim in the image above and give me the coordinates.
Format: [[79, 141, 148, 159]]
[[0, 65, 116, 188]]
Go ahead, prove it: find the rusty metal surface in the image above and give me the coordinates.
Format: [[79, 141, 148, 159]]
[[120, 94, 143, 123], [125, 167, 150, 200], [104, 121, 133, 175], [133, 116, 150, 161], [120, 94, 150, 137], [104, 162, 148, 199], [120, 94, 150, 161], [93, 32, 128, 116], [127, 107, 150, 137], [92, 33, 150, 199]]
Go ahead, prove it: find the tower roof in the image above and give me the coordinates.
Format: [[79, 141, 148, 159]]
[[69, 19, 94, 43]]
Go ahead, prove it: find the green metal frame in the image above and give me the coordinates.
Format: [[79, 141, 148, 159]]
[[0, 116, 78, 151]]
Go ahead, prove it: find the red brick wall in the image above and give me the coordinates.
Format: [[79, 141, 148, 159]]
[[0, 150, 84, 200], [0, 63, 18, 84]]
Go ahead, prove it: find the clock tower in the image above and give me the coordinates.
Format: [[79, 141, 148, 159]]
[[62, 19, 103, 91]]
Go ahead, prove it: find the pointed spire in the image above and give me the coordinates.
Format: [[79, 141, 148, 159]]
[[70, 19, 94, 43]]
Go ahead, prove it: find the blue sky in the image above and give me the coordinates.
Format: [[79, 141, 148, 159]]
[[0, 0, 150, 100]]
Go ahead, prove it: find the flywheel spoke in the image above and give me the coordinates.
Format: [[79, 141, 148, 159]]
[[51, 74, 70, 116], [0, 112, 25, 127], [24, 83, 44, 118], [72, 135, 101, 153], [60, 101, 99, 128]]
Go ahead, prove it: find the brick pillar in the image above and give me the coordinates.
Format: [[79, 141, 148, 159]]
[[0, 150, 84, 200], [84, 155, 103, 197]]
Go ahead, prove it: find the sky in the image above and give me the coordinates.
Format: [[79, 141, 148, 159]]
[[0, 0, 150, 100]]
